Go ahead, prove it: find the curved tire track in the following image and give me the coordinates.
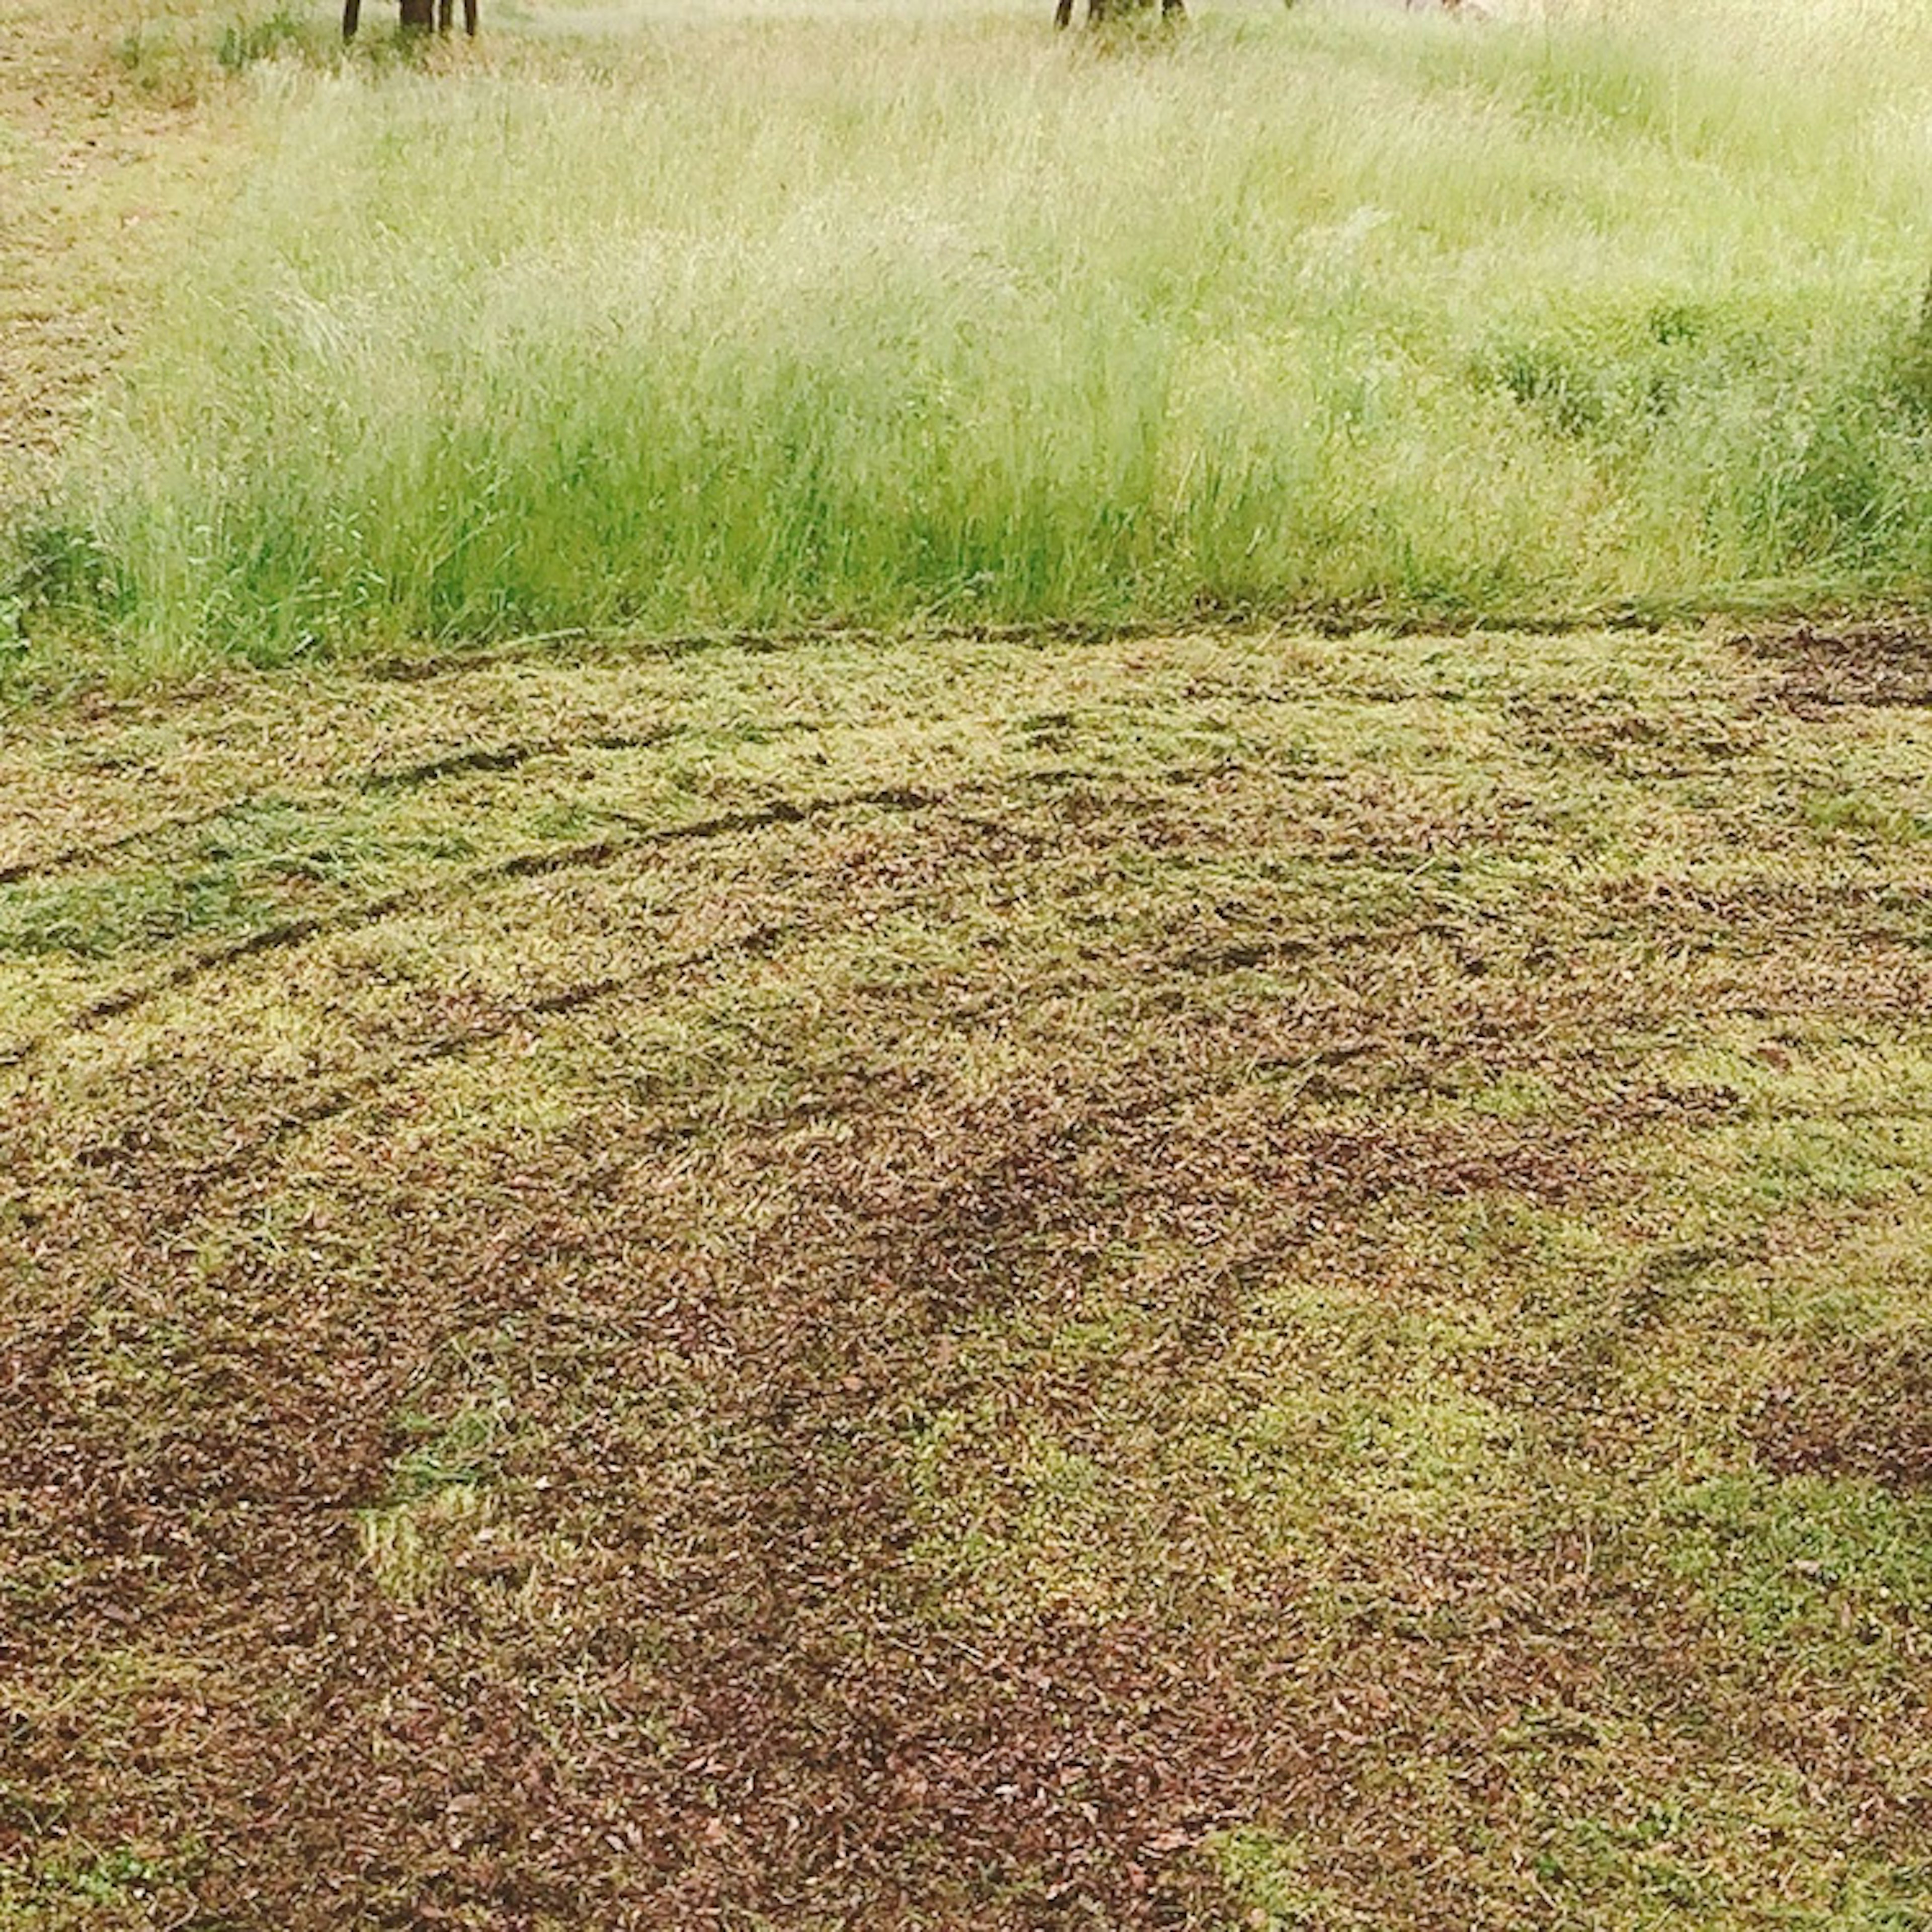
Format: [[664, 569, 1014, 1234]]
[[0, 729, 679, 890], [0, 784, 936, 1068]]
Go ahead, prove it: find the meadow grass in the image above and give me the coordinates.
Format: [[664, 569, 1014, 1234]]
[[14, 0, 1932, 678]]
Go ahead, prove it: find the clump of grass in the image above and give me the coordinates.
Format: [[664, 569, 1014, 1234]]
[[20, 0, 1932, 672], [1209, 1827, 1349, 1928], [356, 1400, 507, 1602], [113, 19, 206, 99], [215, 6, 319, 71], [111, 1, 328, 103], [358, 1482, 491, 1601]]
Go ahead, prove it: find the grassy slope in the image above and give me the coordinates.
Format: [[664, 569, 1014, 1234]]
[[5, 620, 1932, 1926], [14, 0, 1932, 675]]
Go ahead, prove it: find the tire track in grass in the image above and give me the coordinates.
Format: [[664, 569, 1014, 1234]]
[[0, 799, 242, 890], [1, 782, 1082, 1376], [70, 922, 791, 1188], [0, 730, 679, 890], [3, 922, 788, 1387], [6, 1069, 1285, 1923], [0, 782, 939, 1066], [2, 753, 1496, 1399], [356, 729, 676, 793], [0, 761, 1217, 1067], [493, 1054, 1637, 1922]]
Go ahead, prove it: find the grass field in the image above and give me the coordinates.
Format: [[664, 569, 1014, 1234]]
[[6, 619, 1932, 1925], [13, 0, 1932, 677], [4, 0, 1932, 1926]]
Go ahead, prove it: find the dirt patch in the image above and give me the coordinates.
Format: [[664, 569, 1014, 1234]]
[[1744, 620, 1932, 715], [1750, 1337, 1932, 1491]]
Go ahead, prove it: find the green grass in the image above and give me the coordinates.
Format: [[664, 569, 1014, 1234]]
[[14, 0, 1932, 679]]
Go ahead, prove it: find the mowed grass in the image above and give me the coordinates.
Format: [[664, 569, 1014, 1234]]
[[13, 0, 1932, 677], [5, 621, 1932, 1925]]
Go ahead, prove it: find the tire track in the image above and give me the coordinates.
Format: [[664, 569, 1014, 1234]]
[[0, 773, 1131, 1379], [0, 729, 678, 890], [24, 757, 1257, 1183], [0, 784, 936, 1068], [6, 762, 1125, 1378], [0, 800, 240, 889], [355, 729, 674, 791], [5, 920, 794, 1386], [1, 759, 1231, 1069], [181, 917, 788, 1185]]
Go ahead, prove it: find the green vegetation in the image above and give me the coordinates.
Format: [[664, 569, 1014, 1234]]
[[14, 0, 1932, 679]]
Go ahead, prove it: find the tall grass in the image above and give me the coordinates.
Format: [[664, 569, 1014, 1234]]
[[20, 0, 1932, 670]]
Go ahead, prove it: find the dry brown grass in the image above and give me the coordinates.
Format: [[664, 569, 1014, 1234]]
[[4, 621, 1932, 1926]]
